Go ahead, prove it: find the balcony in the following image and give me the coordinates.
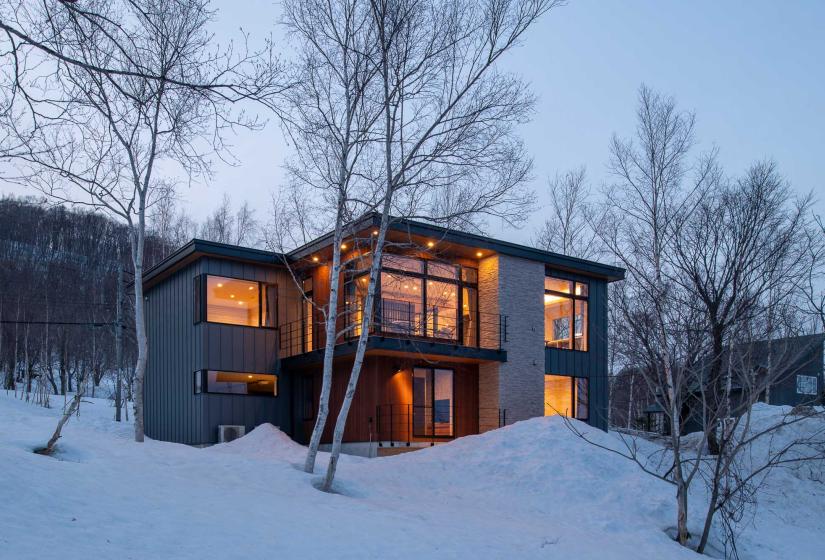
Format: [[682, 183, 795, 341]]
[[375, 403, 506, 444], [278, 300, 507, 360]]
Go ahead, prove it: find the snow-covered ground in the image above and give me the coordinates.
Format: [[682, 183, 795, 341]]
[[0, 392, 822, 559]]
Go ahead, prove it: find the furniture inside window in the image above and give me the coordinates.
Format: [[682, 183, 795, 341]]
[[346, 254, 478, 345]]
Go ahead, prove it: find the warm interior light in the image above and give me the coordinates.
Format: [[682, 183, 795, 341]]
[[229, 294, 235, 299], [372, 230, 379, 236], [312, 256, 319, 262], [341, 243, 347, 250], [248, 375, 253, 379], [216, 283, 224, 288], [248, 286, 254, 291], [237, 301, 244, 305], [476, 251, 483, 258], [544, 293, 564, 304], [427, 241, 434, 248]]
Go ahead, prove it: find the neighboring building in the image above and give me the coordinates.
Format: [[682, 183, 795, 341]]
[[143, 214, 625, 454], [625, 334, 825, 436]]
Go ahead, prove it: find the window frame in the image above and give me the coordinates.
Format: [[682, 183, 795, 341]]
[[194, 369, 279, 398], [544, 374, 589, 421], [796, 374, 818, 396], [197, 273, 278, 330], [544, 274, 589, 352], [412, 366, 456, 438], [347, 254, 480, 346]]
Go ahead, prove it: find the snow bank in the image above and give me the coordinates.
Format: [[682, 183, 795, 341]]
[[1, 392, 822, 559]]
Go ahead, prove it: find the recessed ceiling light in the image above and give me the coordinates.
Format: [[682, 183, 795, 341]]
[[312, 256, 319, 262], [476, 251, 483, 258], [237, 301, 244, 305], [341, 243, 347, 250], [372, 230, 379, 235], [427, 241, 434, 248], [217, 283, 224, 288], [248, 286, 254, 290], [229, 294, 235, 298]]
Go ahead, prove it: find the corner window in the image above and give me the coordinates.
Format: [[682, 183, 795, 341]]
[[200, 275, 276, 328], [544, 275, 588, 351], [199, 370, 278, 397], [544, 374, 588, 421]]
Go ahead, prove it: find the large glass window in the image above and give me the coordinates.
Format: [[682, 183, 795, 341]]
[[381, 271, 424, 335], [462, 286, 478, 346], [544, 275, 588, 351], [426, 280, 458, 340], [206, 276, 261, 327], [370, 254, 478, 344], [413, 367, 454, 437], [199, 370, 278, 397], [544, 374, 588, 420], [302, 277, 314, 352], [345, 274, 370, 337]]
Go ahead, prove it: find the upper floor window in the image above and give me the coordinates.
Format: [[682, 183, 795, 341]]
[[196, 274, 276, 328], [345, 254, 478, 345], [544, 275, 588, 351]]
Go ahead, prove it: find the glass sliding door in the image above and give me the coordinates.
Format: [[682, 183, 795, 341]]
[[426, 280, 458, 340], [412, 367, 454, 438]]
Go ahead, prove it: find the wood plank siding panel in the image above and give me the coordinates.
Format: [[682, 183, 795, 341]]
[[292, 355, 479, 444]]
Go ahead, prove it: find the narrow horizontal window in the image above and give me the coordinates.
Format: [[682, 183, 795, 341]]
[[205, 370, 278, 397]]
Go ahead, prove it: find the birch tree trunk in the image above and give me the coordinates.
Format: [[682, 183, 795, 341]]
[[304, 213, 345, 472]]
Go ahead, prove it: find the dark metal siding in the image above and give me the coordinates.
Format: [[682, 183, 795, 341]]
[[145, 260, 204, 444], [544, 272, 609, 430], [198, 258, 291, 442], [145, 256, 296, 445]]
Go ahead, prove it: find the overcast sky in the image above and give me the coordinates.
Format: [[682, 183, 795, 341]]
[[4, 0, 824, 245]]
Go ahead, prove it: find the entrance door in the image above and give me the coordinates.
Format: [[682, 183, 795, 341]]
[[412, 367, 454, 437]]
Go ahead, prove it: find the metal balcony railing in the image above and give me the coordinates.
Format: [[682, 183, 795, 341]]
[[278, 300, 507, 358], [375, 403, 506, 443]]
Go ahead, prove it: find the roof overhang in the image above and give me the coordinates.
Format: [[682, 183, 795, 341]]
[[288, 213, 625, 282], [142, 239, 283, 291]]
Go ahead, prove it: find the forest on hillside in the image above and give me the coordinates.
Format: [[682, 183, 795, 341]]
[[0, 195, 259, 410]]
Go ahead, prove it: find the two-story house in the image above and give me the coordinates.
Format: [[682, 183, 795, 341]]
[[143, 214, 625, 454]]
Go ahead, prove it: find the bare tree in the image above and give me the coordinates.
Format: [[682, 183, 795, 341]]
[[595, 84, 718, 545], [320, 0, 556, 492], [0, 0, 283, 442], [534, 166, 598, 258], [279, 0, 383, 474], [581, 85, 823, 555]]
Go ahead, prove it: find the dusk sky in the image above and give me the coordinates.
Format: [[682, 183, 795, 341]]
[[7, 0, 824, 244]]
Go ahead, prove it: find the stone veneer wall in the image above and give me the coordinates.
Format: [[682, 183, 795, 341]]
[[477, 254, 545, 430]]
